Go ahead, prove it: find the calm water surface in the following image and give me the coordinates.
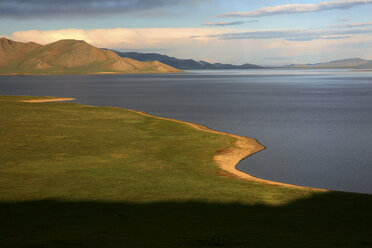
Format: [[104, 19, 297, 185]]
[[1, 69, 372, 194]]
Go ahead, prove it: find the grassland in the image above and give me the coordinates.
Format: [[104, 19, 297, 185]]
[[0, 96, 371, 248]]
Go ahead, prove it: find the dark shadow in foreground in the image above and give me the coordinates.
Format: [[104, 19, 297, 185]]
[[1, 192, 372, 248]]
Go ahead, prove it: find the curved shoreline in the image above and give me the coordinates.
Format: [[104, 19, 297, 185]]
[[128, 109, 328, 192], [23, 97, 327, 192]]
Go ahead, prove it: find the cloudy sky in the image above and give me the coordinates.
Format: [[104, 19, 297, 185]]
[[1, 0, 372, 65]]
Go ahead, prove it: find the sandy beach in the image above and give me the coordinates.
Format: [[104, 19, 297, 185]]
[[21, 97, 76, 103]]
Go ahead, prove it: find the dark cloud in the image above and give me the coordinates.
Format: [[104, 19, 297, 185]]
[[206, 28, 372, 41], [202, 20, 258, 26], [0, 0, 205, 18]]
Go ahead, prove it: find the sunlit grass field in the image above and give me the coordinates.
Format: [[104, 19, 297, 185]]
[[1, 96, 371, 248]]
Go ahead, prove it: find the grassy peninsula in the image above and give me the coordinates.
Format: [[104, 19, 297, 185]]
[[1, 96, 372, 247]]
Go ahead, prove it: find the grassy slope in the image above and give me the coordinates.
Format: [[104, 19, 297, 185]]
[[0, 38, 181, 75], [0, 96, 371, 247]]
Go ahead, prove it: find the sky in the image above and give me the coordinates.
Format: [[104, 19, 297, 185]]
[[1, 0, 372, 65]]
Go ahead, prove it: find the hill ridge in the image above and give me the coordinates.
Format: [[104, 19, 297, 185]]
[[285, 57, 372, 68], [0, 38, 181, 75], [112, 51, 261, 70]]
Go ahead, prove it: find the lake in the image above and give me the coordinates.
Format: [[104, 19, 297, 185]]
[[1, 69, 372, 194]]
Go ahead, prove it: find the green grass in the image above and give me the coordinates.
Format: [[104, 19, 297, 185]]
[[0, 96, 371, 247], [0, 58, 169, 75], [0, 65, 175, 75], [0, 61, 117, 75]]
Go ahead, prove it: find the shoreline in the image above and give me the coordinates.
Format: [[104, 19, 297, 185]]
[[23, 97, 327, 192], [0, 71, 183, 76], [128, 109, 328, 192], [21, 97, 76, 103]]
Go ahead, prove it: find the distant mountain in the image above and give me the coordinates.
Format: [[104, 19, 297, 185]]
[[285, 58, 372, 68], [0, 38, 181, 75], [113, 51, 261, 70]]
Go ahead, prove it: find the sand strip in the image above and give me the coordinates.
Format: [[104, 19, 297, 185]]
[[130, 110, 328, 192], [21, 97, 76, 103]]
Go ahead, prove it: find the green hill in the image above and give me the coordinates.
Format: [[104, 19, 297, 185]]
[[0, 38, 181, 75]]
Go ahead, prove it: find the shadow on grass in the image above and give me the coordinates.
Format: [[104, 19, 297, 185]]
[[1, 192, 372, 248]]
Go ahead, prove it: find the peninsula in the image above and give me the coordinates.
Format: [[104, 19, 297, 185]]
[[1, 95, 372, 247]]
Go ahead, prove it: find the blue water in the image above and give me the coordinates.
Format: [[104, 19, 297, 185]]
[[1, 69, 372, 194]]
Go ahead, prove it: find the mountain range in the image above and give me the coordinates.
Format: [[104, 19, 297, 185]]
[[112, 51, 261, 70], [285, 58, 372, 68], [110, 51, 372, 69], [0, 38, 180, 75], [1, 37, 371, 75]]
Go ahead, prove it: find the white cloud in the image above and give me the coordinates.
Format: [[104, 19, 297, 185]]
[[220, 0, 372, 18], [202, 20, 258, 26], [10, 28, 227, 49], [206, 27, 372, 41], [4, 27, 372, 65], [331, 21, 372, 28]]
